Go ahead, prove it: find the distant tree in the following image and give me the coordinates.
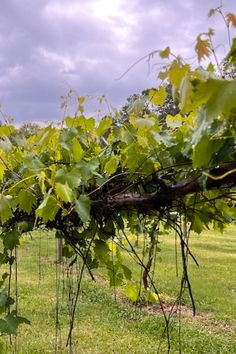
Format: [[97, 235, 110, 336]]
[[10, 122, 42, 144], [117, 84, 179, 126], [221, 58, 236, 79]]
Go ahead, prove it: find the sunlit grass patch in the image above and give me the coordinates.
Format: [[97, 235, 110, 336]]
[[0, 227, 235, 353]]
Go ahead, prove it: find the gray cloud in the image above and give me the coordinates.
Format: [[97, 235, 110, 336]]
[[0, 0, 235, 123]]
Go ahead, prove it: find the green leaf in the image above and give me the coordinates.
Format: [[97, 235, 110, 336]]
[[108, 269, 123, 287], [76, 159, 100, 183], [191, 214, 205, 234], [94, 239, 110, 263], [17, 220, 33, 232], [98, 219, 116, 239], [127, 97, 146, 115], [123, 143, 145, 172], [36, 194, 60, 223], [192, 136, 224, 168], [72, 139, 84, 162], [55, 168, 82, 189], [104, 155, 119, 175], [0, 288, 14, 314], [62, 244, 74, 258], [133, 118, 155, 130], [226, 37, 236, 64], [97, 116, 112, 137], [0, 195, 12, 224], [17, 189, 37, 214], [0, 289, 8, 309], [0, 316, 18, 335], [121, 265, 132, 280], [55, 182, 73, 203], [3, 230, 20, 251], [193, 78, 236, 117], [22, 156, 45, 170], [0, 312, 30, 335], [75, 195, 91, 223]]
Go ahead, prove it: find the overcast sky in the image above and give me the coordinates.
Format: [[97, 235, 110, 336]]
[[0, 0, 235, 124]]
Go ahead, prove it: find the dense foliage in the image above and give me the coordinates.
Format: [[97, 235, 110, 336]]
[[1, 5, 236, 350]]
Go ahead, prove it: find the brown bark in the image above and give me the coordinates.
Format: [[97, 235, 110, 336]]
[[91, 166, 236, 215]]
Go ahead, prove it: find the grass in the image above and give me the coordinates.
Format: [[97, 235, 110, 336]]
[[0, 226, 235, 353]]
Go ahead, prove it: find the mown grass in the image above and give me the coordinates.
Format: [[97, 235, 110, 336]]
[[0, 226, 235, 353]]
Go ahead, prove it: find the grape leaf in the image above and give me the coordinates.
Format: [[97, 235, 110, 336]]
[[195, 35, 211, 62], [193, 78, 236, 117], [0, 195, 12, 224], [75, 195, 91, 223], [226, 12, 236, 28], [55, 182, 73, 203], [149, 86, 167, 106], [17, 189, 37, 214], [104, 155, 119, 175], [36, 194, 60, 223], [159, 46, 170, 58], [3, 230, 20, 251], [97, 116, 112, 137], [72, 139, 84, 162], [0, 311, 30, 335]]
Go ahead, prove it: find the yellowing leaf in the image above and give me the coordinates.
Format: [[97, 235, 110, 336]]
[[137, 136, 148, 147], [146, 290, 159, 303], [159, 46, 170, 58], [78, 96, 86, 105], [166, 114, 183, 128], [125, 283, 139, 302], [195, 35, 211, 62], [169, 63, 190, 86], [158, 70, 169, 80], [226, 12, 236, 28], [0, 125, 15, 137], [148, 86, 167, 106], [0, 163, 6, 181]]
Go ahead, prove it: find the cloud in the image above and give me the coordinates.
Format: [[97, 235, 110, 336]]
[[0, 0, 235, 123]]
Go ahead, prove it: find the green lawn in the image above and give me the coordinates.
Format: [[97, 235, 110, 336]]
[[0, 226, 236, 353]]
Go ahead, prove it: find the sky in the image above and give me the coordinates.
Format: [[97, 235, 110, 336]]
[[0, 0, 235, 124]]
